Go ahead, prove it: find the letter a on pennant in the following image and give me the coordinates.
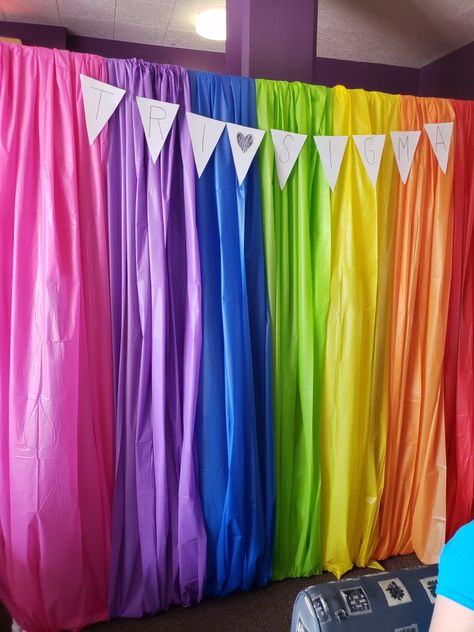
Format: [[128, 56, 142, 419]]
[[227, 122, 265, 185], [424, 122, 454, 174], [136, 96, 180, 163], [390, 131, 421, 184], [80, 74, 126, 145], [186, 112, 226, 177], [271, 129, 307, 190], [313, 135, 348, 191], [353, 134, 386, 187]]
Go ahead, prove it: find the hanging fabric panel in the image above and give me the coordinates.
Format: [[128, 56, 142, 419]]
[[189, 71, 275, 596], [321, 87, 400, 578], [107, 59, 206, 617], [375, 96, 455, 563], [0, 44, 114, 631], [443, 100, 474, 540], [2, 36, 474, 629], [256, 80, 332, 579]]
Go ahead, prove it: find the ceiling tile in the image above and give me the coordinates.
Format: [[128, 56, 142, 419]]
[[162, 27, 224, 52], [317, 0, 474, 68], [423, 10, 474, 64], [115, 0, 174, 28], [62, 17, 114, 39], [412, 0, 474, 20], [114, 22, 166, 46], [3, 0, 60, 24], [317, 0, 421, 67], [58, 0, 115, 22]]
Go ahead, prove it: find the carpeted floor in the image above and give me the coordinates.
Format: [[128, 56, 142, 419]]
[[0, 554, 422, 632]]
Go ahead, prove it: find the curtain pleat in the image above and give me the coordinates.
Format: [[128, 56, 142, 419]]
[[0, 44, 114, 631], [321, 87, 400, 578], [375, 96, 455, 563], [188, 71, 275, 596], [106, 59, 206, 617], [256, 80, 332, 579], [443, 100, 474, 540]]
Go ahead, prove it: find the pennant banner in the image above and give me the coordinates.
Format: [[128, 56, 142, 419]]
[[80, 74, 125, 145], [314, 135, 348, 191], [425, 122, 454, 174], [136, 96, 180, 163], [79, 75, 455, 184], [353, 134, 386, 187], [271, 129, 307, 190], [227, 123, 266, 185], [390, 131, 421, 184], [187, 112, 226, 177]]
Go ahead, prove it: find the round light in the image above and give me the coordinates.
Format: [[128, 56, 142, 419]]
[[195, 7, 226, 41]]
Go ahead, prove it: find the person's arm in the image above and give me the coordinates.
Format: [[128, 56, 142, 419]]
[[430, 595, 474, 632], [429, 521, 474, 632]]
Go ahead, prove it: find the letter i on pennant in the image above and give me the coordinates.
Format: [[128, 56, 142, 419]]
[[187, 112, 226, 177], [313, 135, 348, 191], [136, 96, 180, 163]]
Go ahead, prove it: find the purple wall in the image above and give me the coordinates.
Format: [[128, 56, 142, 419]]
[[0, 22, 66, 48], [226, 0, 316, 83], [0, 20, 472, 100], [0, 20, 418, 95], [419, 42, 474, 100], [314, 57, 419, 96], [0, 22, 225, 73], [68, 35, 226, 74]]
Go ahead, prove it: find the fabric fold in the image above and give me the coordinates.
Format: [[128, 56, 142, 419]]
[[443, 100, 474, 540], [320, 87, 400, 578], [189, 71, 275, 596], [256, 79, 332, 579], [107, 59, 206, 617], [375, 95, 455, 563], [0, 43, 114, 632]]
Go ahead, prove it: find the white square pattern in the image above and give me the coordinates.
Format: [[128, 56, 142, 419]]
[[378, 578, 413, 607]]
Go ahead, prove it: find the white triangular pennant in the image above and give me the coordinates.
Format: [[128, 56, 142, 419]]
[[270, 129, 307, 190], [186, 112, 226, 177], [313, 135, 348, 191], [353, 134, 386, 187], [424, 122, 454, 174], [136, 96, 180, 163], [390, 131, 421, 184], [80, 74, 125, 145], [227, 123, 266, 185]]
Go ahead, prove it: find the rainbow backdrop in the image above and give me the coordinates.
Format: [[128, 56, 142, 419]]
[[1, 43, 473, 631]]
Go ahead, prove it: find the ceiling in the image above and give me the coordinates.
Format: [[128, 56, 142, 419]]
[[0, 0, 473, 68], [317, 0, 474, 68]]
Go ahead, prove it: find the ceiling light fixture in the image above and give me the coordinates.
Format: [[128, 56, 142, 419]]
[[195, 7, 226, 41]]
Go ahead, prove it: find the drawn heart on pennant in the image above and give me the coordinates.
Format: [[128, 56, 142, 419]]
[[237, 132, 254, 153]]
